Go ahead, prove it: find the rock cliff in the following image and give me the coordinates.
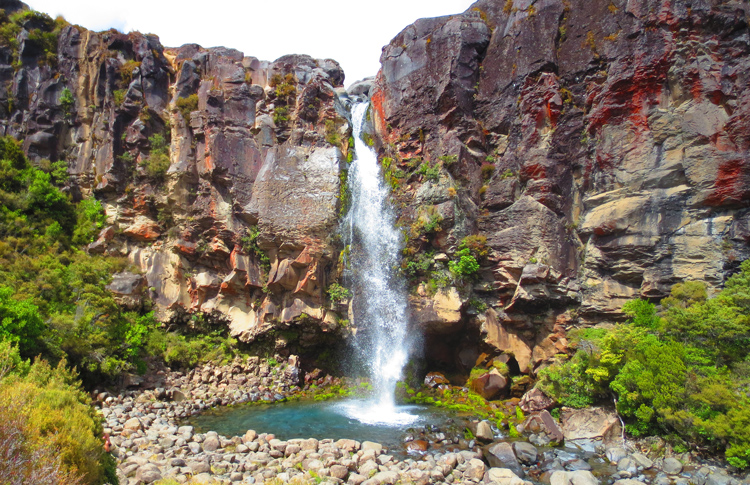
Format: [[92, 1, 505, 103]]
[[0, 1, 355, 357], [370, 0, 750, 374], [1, 0, 749, 376]]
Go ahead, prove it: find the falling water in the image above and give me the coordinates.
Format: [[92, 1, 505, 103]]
[[341, 102, 416, 425]]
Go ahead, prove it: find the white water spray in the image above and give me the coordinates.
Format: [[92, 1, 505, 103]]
[[342, 102, 415, 425]]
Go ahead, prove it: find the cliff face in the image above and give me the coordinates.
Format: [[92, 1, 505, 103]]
[[0, 7, 355, 355], [370, 0, 750, 373], [2, 0, 749, 376]]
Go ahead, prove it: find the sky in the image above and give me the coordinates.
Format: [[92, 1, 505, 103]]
[[27, 0, 477, 87]]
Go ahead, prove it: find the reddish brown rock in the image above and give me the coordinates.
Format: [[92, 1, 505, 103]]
[[519, 388, 555, 414], [424, 372, 450, 388], [470, 368, 508, 401]]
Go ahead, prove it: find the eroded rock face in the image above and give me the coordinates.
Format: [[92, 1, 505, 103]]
[[3, 1, 750, 376], [0, 13, 351, 352], [371, 0, 750, 371]]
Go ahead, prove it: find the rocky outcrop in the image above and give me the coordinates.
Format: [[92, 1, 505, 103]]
[[371, 0, 750, 373], [2, 1, 750, 377], [0, 8, 353, 354]]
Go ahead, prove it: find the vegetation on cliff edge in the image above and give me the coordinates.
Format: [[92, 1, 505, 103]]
[[538, 261, 750, 468]]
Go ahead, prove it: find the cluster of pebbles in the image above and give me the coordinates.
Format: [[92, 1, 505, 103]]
[[98, 356, 750, 485]]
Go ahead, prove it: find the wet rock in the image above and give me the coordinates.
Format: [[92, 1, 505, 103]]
[[551, 470, 600, 485], [424, 372, 450, 388], [614, 480, 647, 485], [632, 453, 654, 469], [606, 447, 629, 464], [406, 440, 429, 453], [617, 457, 638, 475], [470, 368, 509, 400], [476, 420, 494, 442], [662, 458, 683, 475], [485, 442, 524, 477], [565, 459, 592, 471], [512, 442, 538, 465]]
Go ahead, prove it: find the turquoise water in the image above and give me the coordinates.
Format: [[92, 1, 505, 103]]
[[187, 399, 464, 452]]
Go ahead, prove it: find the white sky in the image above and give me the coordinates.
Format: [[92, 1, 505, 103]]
[[27, 0, 476, 87]]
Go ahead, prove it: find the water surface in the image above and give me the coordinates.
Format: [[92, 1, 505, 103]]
[[188, 399, 464, 452]]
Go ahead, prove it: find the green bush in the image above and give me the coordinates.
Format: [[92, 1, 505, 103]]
[[449, 248, 479, 277], [326, 283, 351, 303], [72, 198, 106, 245], [324, 119, 341, 146], [538, 260, 750, 468], [59, 87, 74, 115], [113, 89, 126, 107], [418, 161, 440, 182], [141, 134, 170, 181], [175, 94, 198, 123], [0, 286, 45, 358], [145, 330, 238, 369], [273, 106, 289, 125], [119, 60, 141, 85], [0, 342, 114, 484]]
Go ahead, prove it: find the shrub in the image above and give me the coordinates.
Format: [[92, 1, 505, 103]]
[[0, 287, 45, 358], [273, 106, 289, 125], [325, 119, 341, 146], [59, 87, 74, 115], [439, 154, 457, 166], [72, 198, 106, 245], [481, 161, 495, 180], [538, 261, 750, 468], [326, 283, 351, 303], [418, 161, 440, 182], [0, 347, 111, 484], [113, 89, 126, 107], [449, 248, 479, 277], [141, 134, 170, 181], [119, 60, 141, 85], [240, 226, 270, 272], [175, 94, 198, 123], [145, 330, 238, 369], [459, 235, 488, 258]]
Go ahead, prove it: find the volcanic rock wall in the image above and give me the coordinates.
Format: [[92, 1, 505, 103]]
[[0, 3, 355, 355], [2, 0, 750, 376], [370, 0, 750, 374]]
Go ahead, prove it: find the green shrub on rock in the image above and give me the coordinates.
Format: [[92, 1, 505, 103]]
[[537, 260, 750, 468]]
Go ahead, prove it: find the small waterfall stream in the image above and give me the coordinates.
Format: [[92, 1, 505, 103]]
[[342, 102, 416, 425]]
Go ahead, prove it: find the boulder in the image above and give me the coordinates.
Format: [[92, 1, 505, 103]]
[[470, 368, 509, 400], [475, 420, 494, 442], [662, 457, 683, 475], [424, 372, 450, 388], [512, 442, 538, 465], [561, 407, 622, 451], [520, 388, 555, 413], [487, 468, 525, 485], [550, 470, 600, 485], [465, 458, 487, 480], [485, 442, 524, 477]]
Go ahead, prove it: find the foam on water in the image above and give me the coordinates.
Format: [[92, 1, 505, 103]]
[[333, 400, 420, 427]]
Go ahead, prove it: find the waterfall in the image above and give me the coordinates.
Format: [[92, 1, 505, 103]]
[[342, 102, 415, 424]]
